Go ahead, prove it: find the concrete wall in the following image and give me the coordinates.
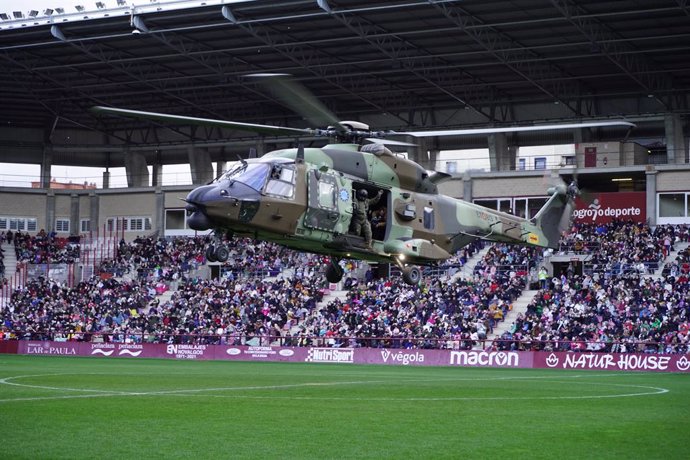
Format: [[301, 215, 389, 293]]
[[657, 171, 690, 192]]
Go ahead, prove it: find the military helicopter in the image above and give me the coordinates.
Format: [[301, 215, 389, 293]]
[[92, 76, 633, 285]]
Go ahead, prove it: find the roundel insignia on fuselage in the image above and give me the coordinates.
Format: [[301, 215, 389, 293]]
[[339, 188, 350, 202]]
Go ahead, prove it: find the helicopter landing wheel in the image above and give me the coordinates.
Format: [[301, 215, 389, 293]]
[[325, 261, 344, 283], [214, 245, 229, 262], [205, 245, 218, 263], [401, 266, 421, 285]]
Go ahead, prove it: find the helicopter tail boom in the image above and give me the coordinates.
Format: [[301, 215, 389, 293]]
[[529, 181, 578, 248]]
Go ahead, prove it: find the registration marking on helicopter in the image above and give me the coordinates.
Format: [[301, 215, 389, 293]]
[[475, 211, 498, 222]]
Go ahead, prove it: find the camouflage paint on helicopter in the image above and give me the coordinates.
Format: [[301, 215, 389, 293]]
[[183, 140, 575, 286]]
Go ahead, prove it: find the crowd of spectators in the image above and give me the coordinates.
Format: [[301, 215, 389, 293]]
[[496, 222, 690, 353], [559, 221, 688, 276], [13, 230, 81, 265], [1, 271, 327, 345], [1, 220, 689, 355], [301, 243, 536, 350]]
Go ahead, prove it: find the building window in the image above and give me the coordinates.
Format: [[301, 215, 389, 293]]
[[518, 158, 526, 171], [563, 155, 576, 166], [1, 216, 36, 232], [514, 197, 548, 219], [658, 193, 687, 218], [534, 157, 547, 170], [80, 219, 91, 233], [55, 218, 70, 233], [107, 216, 152, 233], [165, 209, 186, 230], [445, 161, 457, 174]]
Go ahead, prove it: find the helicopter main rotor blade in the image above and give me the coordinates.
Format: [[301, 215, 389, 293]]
[[246, 74, 345, 131], [90, 106, 313, 137], [365, 138, 418, 147], [393, 120, 635, 138]]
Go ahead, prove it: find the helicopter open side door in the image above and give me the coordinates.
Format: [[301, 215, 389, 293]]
[[304, 169, 353, 237]]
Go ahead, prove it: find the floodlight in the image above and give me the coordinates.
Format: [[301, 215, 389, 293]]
[[96, 2, 106, 8], [117, 0, 126, 5], [75, 5, 85, 12], [13, 11, 23, 18], [55, 7, 65, 14], [29, 10, 39, 17], [44, 9, 54, 15], [0, 13, 9, 20]]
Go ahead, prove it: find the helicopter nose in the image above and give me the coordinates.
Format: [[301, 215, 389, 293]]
[[185, 182, 262, 231], [185, 184, 215, 205], [185, 185, 219, 231]]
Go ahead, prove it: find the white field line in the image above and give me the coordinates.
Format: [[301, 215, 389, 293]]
[[0, 373, 669, 403]]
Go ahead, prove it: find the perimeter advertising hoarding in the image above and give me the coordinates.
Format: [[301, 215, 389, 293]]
[[12, 342, 690, 372], [573, 191, 646, 224]]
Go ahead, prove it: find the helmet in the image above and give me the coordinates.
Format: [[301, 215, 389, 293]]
[[357, 189, 368, 200]]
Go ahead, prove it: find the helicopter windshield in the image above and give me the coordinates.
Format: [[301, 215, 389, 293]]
[[221, 162, 270, 191]]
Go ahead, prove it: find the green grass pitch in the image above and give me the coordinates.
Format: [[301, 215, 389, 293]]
[[0, 355, 688, 459]]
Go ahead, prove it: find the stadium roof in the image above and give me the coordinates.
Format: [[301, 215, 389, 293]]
[[0, 0, 688, 166]]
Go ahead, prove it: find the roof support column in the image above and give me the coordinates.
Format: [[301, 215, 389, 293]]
[[488, 133, 516, 171], [124, 147, 149, 187], [463, 171, 473, 202], [70, 193, 80, 237], [40, 144, 53, 189], [102, 170, 110, 189], [409, 137, 429, 169], [216, 161, 227, 177], [665, 113, 687, 164], [155, 186, 165, 238], [572, 128, 591, 145], [89, 192, 99, 237], [46, 190, 55, 233], [188, 145, 213, 185], [151, 162, 163, 187], [646, 166, 658, 226]]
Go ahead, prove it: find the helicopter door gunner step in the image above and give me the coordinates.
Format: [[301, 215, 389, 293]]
[[350, 188, 384, 250]]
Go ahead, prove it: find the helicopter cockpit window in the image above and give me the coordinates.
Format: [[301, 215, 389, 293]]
[[221, 163, 270, 191], [264, 165, 296, 198]]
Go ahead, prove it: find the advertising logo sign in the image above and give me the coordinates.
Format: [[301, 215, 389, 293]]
[[166, 344, 207, 359], [449, 350, 519, 367], [573, 192, 645, 224], [305, 347, 354, 363], [535, 352, 684, 372], [380, 349, 425, 365], [25, 342, 77, 356]]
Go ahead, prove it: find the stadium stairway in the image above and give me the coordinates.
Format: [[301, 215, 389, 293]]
[[651, 241, 690, 280], [450, 244, 492, 282], [487, 289, 539, 341], [318, 287, 349, 309], [1, 241, 17, 281]]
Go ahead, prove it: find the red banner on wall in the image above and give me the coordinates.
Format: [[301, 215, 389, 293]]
[[6, 341, 689, 373], [573, 191, 646, 224]]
